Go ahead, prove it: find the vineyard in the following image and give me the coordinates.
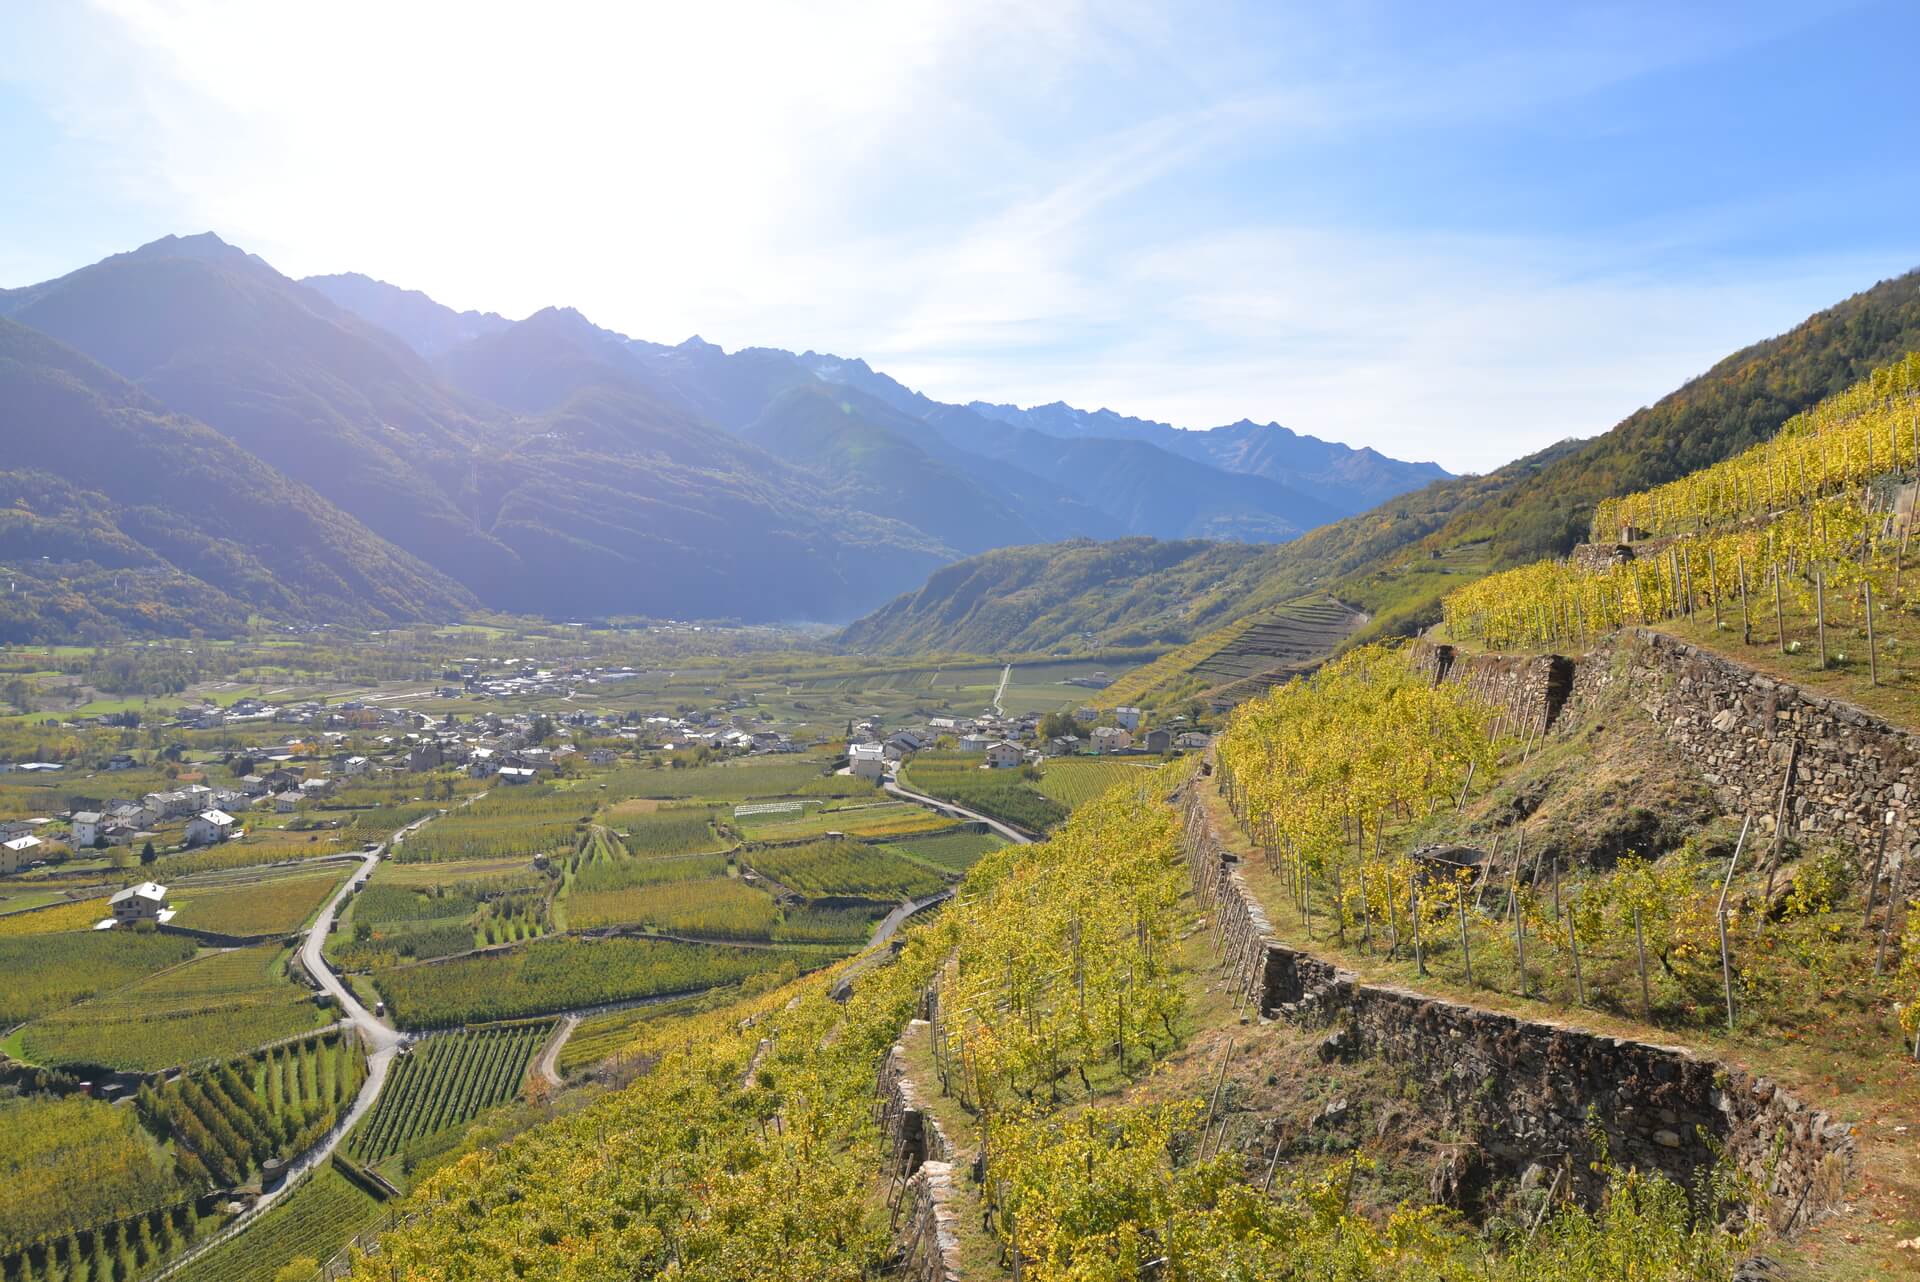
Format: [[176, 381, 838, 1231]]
[[744, 837, 946, 899], [170, 1167, 383, 1282], [565, 875, 781, 938], [350, 1023, 550, 1164], [396, 788, 586, 863], [882, 826, 1007, 875], [171, 866, 349, 937], [161, 835, 354, 878], [1445, 353, 1920, 657], [137, 1029, 367, 1188], [0, 1096, 183, 1253], [897, 753, 1069, 833], [614, 804, 730, 856], [369, 935, 818, 1027], [768, 904, 880, 944], [0, 895, 108, 936], [20, 943, 325, 1071], [1034, 757, 1160, 810], [601, 757, 877, 802], [0, 930, 197, 1026], [734, 799, 953, 842]]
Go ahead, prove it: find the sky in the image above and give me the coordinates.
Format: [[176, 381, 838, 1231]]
[[2, 1, 1917, 473]]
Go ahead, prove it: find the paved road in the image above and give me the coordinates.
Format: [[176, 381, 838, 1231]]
[[884, 772, 1037, 846], [992, 663, 1011, 716]]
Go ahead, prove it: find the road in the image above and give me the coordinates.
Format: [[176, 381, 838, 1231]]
[[154, 818, 433, 1278], [992, 663, 1011, 716], [884, 772, 1037, 846]]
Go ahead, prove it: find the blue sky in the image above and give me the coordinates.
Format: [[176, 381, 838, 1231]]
[[2, 1, 1915, 471]]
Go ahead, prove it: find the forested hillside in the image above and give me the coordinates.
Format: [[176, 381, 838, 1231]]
[[0, 319, 474, 641]]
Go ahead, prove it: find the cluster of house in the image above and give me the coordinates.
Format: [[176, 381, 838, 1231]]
[[453, 663, 643, 701], [844, 704, 1209, 779]]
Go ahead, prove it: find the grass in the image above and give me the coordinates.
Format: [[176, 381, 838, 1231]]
[[735, 799, 952, 842], [743, 838, 946, 900], [20, 943, 326, 1071]]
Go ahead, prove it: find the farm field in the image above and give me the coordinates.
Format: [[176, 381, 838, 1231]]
[[555, 995, 710, 1075], [996, 658, 1141, 715], [168, 1167, 384, 1282], [0, 930, 198, 1026], [769, 904, 882, 944], [744, 838, 946, 900], [19, 943, 326, 1071], [170, 865, 350, 937], [613, 804, 730, 856], [601, 759, 872, 802], [567, 876, 780, 938], [370, 856, 541, 889], [370, 935, 821, 1027], [734, 798, 953, 842], [351, 1022, 549, 1166], [1033, 757, 1161, 810], [159, 833, 356, 877], [396, 788, 588, 863], [0, 894, 109, 935], [896, 754, 1069, 833], [0, 1094, 185, 1255], [882, 827, 1008, 876]]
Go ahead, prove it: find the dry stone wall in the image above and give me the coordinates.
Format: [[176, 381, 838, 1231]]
[[876, 1028, 964, 1282], [1179, 786, 1856, 1225]]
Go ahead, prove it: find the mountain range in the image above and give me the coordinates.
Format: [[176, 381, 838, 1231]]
[[0, 232, 1448, 640]]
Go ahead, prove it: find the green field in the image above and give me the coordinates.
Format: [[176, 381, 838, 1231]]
[[20, 943, 326, 1071], [170, 866, 349, 937], [883, 827, 1009, 876], [897, 754, 1069, 833], [370, 935, 822, 1028], [568, 876, 781, 938], [612, 805, 731, 856], [1033, 758, 1161, 810], [350, 1023, 550, 1164], [0, 930, 198, 1026], [169, 1167, 385, 1282], [744, 838, 947, 900]]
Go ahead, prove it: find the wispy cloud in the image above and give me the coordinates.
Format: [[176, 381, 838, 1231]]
[[0, 0, 1913, 473]]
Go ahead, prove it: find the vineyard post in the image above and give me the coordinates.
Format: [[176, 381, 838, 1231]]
[[1411, 877, 1426, 976], [1200, 1038, 1234, 1158], [1708, 546, 1721, 628], [1473, 833, 1502, 913], [1816, 567, 1828, 669], [1456, 761, 1475, 813], [1762, 741, 1799, 906], [1717, 815, 1752, 1032], [1775, 566, 1786, 654], [1633, 907, 1651, 1020], [1565, 903, 1585, 1005], [1332, 866, 1346, 944], [1866, 581, 1878, 686], [1457, 893, 1473, 986], [1862, 812, 1891, 932], [1875, 862, 1903, 976], [1739, 557, 1751, 645], [1513, 896, 1526, 996]]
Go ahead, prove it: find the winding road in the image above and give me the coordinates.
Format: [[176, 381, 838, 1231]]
[[884, 770, 1037, 846]]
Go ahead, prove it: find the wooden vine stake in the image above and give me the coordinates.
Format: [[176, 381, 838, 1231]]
[[1774, 566, 1787, 655], [1708, 546, 1721, 627], [1457, 893, 1473, 987], [1565, 903, 1585, 1005], [1739, 557, 1751, 645], [1816, 567, 1828, 669], [1866, 580, 1879, 686], [1762, 740, 1799, 907], [1862, 811, 1891, 932], [1633, 906, 1652, 1020], [1716, 815, 1752, 1032]]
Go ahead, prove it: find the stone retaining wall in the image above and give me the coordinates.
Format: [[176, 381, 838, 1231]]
[[1410, 643, 1576, 735], [876, 1028, 965, 1282], [1180, 786, 1856, 1225]]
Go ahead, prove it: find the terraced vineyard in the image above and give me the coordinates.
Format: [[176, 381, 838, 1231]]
[[1033, 757, 1159, 810], [882, 827, 1007, 875], [744, 837, 946, 899], [0, 930, 198, 1026], [567, 876, 780, 938], [20, 943, 325, 1071], [169, 1167, 384, 1282], [351, 1023, 551, 1163], [1098, 594, 1368, 710], [170, 866, 350, 937]]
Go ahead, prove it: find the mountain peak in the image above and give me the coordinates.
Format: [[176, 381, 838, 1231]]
[[127, 231, 257, 267], [679, 334, 723, 355]]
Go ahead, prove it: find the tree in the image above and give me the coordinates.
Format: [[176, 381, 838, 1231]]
[[2, 677, 31, 714], [1038, 711, 1079, 741], [140, 841, 157, 865], [273, 1258, 319, 1282]]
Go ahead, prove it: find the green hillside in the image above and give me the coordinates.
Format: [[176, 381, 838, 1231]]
[[0, 319, 475, 642]]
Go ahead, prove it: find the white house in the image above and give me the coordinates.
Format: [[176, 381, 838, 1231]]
[[1091, 726, 1133, 753], [848, 742, 887, 781], [71, 811, 104, 848], [109, 881, 173, 925], [587, 748, 619, 766], [271, 791, 302, 813], [497, 765, 537, 785], [957, 734, 994, 752], [985, 741, 1025, 769], [1, 834, 42, 873], [1113, 706, 1143, 732], [186, 810, 237, 846]]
